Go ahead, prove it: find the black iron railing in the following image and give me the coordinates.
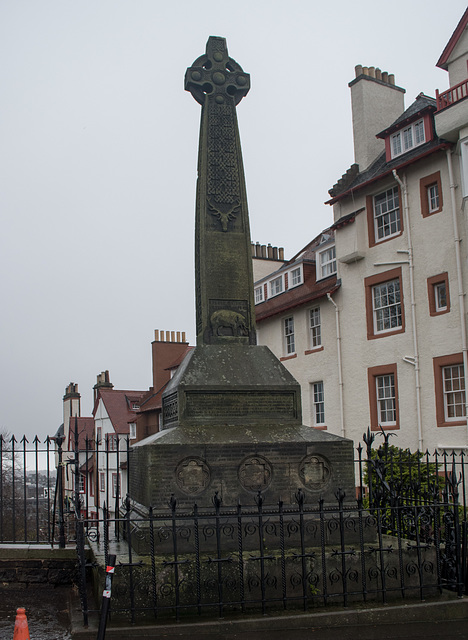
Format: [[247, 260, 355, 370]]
[[0, 429, 467, 625]]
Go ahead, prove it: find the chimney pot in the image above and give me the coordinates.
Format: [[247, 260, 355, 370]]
[[375, 68, 382, 81], [388, 74, 395, 85], [182, 331, 186, 343], [279, 247, 284, 261], [368, 66, 375, 78], [355, 64, 363, 77], [171, 331, 175, 342], [177, 331, 181, 342], [382, 71, 388, 83], [155, 329, 159, 341], [362, 66, 369, 76]]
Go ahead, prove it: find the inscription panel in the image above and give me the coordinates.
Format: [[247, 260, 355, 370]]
[[186, 391, 296, 419]]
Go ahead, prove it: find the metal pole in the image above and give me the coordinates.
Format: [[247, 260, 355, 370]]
[[96, 553, 116, 640]]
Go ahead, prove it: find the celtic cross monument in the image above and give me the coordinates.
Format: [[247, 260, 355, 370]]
[[186, 36, 256, 347], [129, 37, 356, 512]]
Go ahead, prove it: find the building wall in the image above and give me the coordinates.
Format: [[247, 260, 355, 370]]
[[333, 150, 467, 452], [257, 295, 341, 434]]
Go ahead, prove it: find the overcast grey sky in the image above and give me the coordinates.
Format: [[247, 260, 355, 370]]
[[1, 1, 466, 440]]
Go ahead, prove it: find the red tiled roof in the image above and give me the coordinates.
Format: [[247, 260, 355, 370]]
[[138, 386, 166, 412], [68, 417, 95, 450], [94, 389, 146, 434], [165, 346, 194, 370]]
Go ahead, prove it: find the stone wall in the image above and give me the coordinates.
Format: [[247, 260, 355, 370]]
[[0, 546, 78, 587]]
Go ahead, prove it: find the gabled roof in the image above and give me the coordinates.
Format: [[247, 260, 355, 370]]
[[94, 389, 146, 434], [68, 416, 94, 449], [436, 8, 468, 70]]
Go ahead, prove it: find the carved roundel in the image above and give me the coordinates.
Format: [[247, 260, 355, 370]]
[[175, 457, 211, 496], [238, 455, 272, 493], [298, 454, 332, 491]]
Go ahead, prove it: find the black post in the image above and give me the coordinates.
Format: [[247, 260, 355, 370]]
[[56, 435, 66, 548], [96, 553, 116, 640]]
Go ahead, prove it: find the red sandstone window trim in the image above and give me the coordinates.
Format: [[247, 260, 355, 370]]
[[366, 184, 403, 248], [364, 267, 405, 340], [368, 363, 400, 431], [420, 171, 443, 217], [433, 353, 467, 428], [427, 273, 450, 316]]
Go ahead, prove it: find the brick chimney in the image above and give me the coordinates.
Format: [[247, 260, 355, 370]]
[[152, 330, 189, 392], [349, 65, 405, 171], [93, 370, 114, 403]]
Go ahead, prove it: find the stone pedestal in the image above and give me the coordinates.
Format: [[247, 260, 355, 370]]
[[129, 345, 356, 510]]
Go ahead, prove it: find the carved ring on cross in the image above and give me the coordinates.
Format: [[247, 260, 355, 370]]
[[185, 36, 250, 106]]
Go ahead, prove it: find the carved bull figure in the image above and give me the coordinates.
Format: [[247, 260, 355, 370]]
[[210, 309, 248, 337]]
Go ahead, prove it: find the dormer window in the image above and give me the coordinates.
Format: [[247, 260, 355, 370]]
[[269, 275, 284, 297], [288, 266, 303, 288], [317, 245, 336, 280], [254, 285, 264, 304], [391, 119, 425, 158]]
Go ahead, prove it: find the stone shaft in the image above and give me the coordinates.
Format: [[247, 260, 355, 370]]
[[185, 36, 256, 346]]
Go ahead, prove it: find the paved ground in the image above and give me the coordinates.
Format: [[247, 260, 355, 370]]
[[1, 584, 467, 640], [0, 585, 72, 639]]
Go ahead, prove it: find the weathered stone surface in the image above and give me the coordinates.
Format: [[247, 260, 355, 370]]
[[129, 37, 356, 517], [130, 426, 355, 509], [162, 345, 302, 428]]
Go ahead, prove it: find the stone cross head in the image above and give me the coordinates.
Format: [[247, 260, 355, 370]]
[[185, 36, 250, 106]]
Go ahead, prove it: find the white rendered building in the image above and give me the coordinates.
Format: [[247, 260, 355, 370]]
[[255, 10, 468, 455]]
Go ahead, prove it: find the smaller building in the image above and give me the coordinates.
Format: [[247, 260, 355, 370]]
[[254, 231, 341, 432]]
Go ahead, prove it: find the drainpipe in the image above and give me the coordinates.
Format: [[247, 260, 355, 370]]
[[327, 292, 345, 438], [445, 149, 468, 433], [392, 170, 424, 450]]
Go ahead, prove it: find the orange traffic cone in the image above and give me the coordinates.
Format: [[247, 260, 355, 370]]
[[13, 607, 30, 640]]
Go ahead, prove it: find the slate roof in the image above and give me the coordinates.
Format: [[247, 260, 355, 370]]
[[327, 94, 450, 204], [94, 389, 146, 434]]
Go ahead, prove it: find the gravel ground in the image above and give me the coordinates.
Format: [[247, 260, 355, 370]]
[[0, 585, 72, 639]]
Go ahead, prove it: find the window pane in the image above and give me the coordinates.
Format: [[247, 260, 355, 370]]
[[373, 279, 402, 333], [414, 120, 425, 145], [319, 246, 336, 278], [309, 307, 321, 347], [376, 374, 396, 424], [312, 381, 325, 425], [374, 187, 400, 240], [290, 267, 302, 287], [443, 365, 466, 421], [284, 317, 295, 354], [428, 184, 439, 212], [435, 282, 447, 311]]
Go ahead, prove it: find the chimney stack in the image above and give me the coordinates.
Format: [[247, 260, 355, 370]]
[[151, 330, 189, 392], [63, 382, 81, 434], [93, 370, 114, 403], [349, 65, 405, 171]]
